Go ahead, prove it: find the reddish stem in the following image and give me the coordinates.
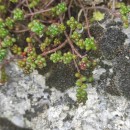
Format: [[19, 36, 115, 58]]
[[72, 50, 80, 72], [78, 0, 92, 38], [84, 11, 92, 38], [44, 0, 55, 9], [41, 40, 67, 56], [13, 28, 29, 33], [16, 0, 26, 8], [25, 0, 33, 13], [64, 31, 87, 58], [24, 8, 52, 18], [68, 0, 73, 18]]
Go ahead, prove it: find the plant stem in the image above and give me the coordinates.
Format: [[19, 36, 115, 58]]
[[44, 0, 55, 9], [78, 0, 92, 38], [12, 28, 29, 33], [24, 8, 52, 18], [41, 40, 67, 56], [64, 31, 86, 58]]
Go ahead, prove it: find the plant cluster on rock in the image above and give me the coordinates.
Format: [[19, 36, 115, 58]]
[[0, 0, 129, 103]]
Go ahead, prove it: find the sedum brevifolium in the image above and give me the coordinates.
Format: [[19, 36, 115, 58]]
[[13, 8, 24, 20], [28, 20, 45, 35], [1, 1, 127, 104], [119, 2, 130, 28], [51, 2, 67, 16], [0, 49, 7, 62]]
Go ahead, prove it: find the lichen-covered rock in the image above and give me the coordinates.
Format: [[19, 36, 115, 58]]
[[0, 58, 130, 130], [112, 45, 130, 99], [0, 118, 32, 130], [0, 7, 130, 130], [95, 21, 130, 98], [100, 27, 127, 59], [38, 61, 77, 92]]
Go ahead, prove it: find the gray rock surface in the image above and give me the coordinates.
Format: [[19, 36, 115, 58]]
[[0, 57, 130, 130], [0, 7, 130, 130], [0, 64, 130, 130], [0, 118, 32, 130]]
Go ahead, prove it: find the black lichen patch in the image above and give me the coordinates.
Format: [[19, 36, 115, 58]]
[[106, 79, 121, 96], [99, 27, 127, 59], [24, 94, 49, 121], [90, 24, 105, 42], [45, 63, 76, 91], [112, 45, 130, 99], [63, 94, 77, 107], [63, 113, 74, 122], [94, 21, 129, 97], [24, 103, 49, 121], [105, 21, 123, 28], [38, 59, 94, 92], [0, 118, 32, 130], [38, 61, 77, 92], [98, 44, 130, 98]]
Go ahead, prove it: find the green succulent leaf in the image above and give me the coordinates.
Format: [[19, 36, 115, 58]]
[[93, 11, 105, 21]]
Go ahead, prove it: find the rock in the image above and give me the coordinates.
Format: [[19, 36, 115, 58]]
[[112, 45, 130, 99], [0, 60, 130, 130], [91, 19, 130, 98], [38, 61, 77, 92], [100, 27, 127, 60], [0, 118, 32, 130], [0, 7, 130, 130]]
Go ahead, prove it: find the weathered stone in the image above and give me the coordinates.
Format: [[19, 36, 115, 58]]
[[0, 5, 130, 130], [95, 21, 130, 98], [100, 27, 127, 59], [38, 61, 77, 92], [0, 118, 32, 130], [112, 45, 130, 99]]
